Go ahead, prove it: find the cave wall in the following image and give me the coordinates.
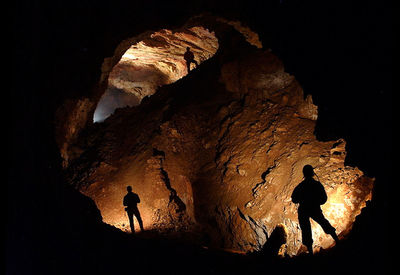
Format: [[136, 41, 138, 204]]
[[11, 1, 390, 274], [55, 15, 261, 167], [62, 16, 374, 256]]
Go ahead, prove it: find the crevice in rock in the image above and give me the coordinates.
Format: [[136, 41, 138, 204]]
[[214, 101, 243, 180], [299, 141, 309, 148], [252, 162, 277, 196], [265, 140, 277, 154], [160, 168, 187, 214], [152, 147, 166, 158], [155, 148, 186, 214], [237, 208, 269, 250]]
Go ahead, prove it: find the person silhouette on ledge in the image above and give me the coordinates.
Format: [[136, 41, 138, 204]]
[[184, 47, 198, 73], [123, 186, 144, 234], [291, 165, 339, 255]]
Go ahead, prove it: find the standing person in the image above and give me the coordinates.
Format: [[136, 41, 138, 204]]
[[123, 186, 144, 233], [184, 47, 198, 72], [291, 165, 339, 254]]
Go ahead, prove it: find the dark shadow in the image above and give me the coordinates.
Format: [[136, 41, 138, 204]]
[[152, 147, 166, 158], [123, 186, 144, 233], [184, 47, 198, 72], [260, 224, 287, 257], [160, 168, 187, 213], [291, 165, 339, 255], [152, 148, 186, 213]]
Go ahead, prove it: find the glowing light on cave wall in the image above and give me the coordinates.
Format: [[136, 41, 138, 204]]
[[93, 26, 219, 122], [308, 182, 371, 252], [82, 178, 159, 233], [107, 204, 155, 233]]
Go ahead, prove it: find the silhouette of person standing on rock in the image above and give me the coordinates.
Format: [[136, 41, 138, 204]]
[[184, 47, 198, 72], [123, 186, 144, 234], [291, 165, 339, 255]]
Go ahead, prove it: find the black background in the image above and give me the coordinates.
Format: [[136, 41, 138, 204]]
[[10, 0, 392, 274]]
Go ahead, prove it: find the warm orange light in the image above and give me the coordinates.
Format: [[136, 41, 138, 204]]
[[94, 26, 219, 122], [109, 27, 218, 100], [307, 181, 371, 253]]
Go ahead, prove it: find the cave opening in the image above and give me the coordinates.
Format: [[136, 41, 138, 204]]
[[93, 26, 219, 123]]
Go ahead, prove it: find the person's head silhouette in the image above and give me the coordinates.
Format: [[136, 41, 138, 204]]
[[302, 165, 314, 178], [127, 186, 132, 193], [186, 47, 190, 51]]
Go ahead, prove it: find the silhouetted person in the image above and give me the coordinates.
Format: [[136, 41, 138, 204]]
[[123, 186, 144, 234], [291, 165, 339, 255], [184, 47, 198, 72]]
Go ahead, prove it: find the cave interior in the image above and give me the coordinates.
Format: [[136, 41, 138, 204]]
[[10, 1, 391, 275]]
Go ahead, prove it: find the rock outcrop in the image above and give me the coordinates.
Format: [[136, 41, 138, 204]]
[[61, 15, 374, 257], [93, 26, 218, 123], [106, 27, 219, 100]]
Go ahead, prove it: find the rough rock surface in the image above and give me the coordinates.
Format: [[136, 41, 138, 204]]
[[61, 15, 373, 257], [92, 27, 218, 123], [106, 27, 218, 100]]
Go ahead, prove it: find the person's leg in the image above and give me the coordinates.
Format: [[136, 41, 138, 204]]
[[133, 209, 144, 231], [127, 211, 135, 233], [311, 210, 339, 242], [298, 208, 313, 254], [186, 61, 191, 72]]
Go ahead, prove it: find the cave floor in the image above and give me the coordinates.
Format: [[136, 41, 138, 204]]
[[63, 224, 384, 275]]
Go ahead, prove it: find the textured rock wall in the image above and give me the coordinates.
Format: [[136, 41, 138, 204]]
[[56, 25, 219, 163], [54, 97, 96, 167], [62, 15, 373, 256], [107, 27, 219, 100]]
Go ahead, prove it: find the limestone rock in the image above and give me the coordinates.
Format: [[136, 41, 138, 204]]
[[61, 15, 374, 256], [107, 27, 219, 101]]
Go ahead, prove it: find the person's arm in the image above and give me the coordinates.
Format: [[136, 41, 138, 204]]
[[123, 196, 127, 206], [291, 185, 300, 203], [136, 194, 140, 204], [317, 182, 328, 205]]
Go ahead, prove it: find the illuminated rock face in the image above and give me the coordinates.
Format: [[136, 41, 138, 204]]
[[108, 27, 218, 99], [93, 27, 219, 122], [64, 17, 373, 256]]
